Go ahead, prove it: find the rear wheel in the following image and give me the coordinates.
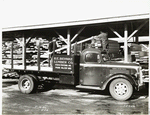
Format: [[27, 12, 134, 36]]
[[18, 74, 38, 94], [109, 78, 133, 101]]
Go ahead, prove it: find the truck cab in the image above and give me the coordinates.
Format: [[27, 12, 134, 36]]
[[77, 47, 144, 101]]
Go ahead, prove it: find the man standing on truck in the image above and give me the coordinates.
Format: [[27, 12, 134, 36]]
[[91, 31, 109, 60], [91, 31, 108, 51]]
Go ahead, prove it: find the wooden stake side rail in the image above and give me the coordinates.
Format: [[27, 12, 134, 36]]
[[22, 37, 26, 70], [7, 38, 46, 72], [37, 40, 41, 71]]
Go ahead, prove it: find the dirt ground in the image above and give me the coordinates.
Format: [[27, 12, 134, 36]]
[[2, 79, 149, 115]]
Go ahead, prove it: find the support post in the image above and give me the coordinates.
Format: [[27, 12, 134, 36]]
[[67, 29, 71, 55], [22, 37, 26, 70], [124, 24, 128, 63], [135, 33, 139, 44], [74, 42, 77, 55], [11, 42, 13, 69], [37, 40, 41, 71]]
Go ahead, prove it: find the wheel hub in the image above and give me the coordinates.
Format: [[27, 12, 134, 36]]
[[114, 82, 128, 96], [22, 79, 31, 90]]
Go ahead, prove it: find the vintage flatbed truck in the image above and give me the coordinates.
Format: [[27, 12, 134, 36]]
[[3, 37, 149, 101]]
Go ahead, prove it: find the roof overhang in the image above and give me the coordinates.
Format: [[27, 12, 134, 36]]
[[2, 13, 149, 32]]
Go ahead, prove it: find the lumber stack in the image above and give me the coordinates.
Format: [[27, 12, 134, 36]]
[[130, 43, 149, 64], [108, 40, 119, 53], [131, 51, 149, 64]]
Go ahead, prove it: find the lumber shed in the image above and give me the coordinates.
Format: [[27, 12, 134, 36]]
[[2, 13, 149, 70]]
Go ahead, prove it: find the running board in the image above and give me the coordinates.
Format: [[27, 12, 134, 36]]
[[76, 85, 102, 90]]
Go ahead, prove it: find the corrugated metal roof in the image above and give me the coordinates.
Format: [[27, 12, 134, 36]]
[[2, 13, 149, 32]]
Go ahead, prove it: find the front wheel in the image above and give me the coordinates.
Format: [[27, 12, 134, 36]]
[[18, 74, 38, 94], [109, 78, 133, 101]]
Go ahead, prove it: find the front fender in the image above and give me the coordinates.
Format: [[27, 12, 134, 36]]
[[101, 73, 138, 90]]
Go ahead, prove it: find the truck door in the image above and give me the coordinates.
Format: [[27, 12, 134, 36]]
[[80, 50, 105, 86]]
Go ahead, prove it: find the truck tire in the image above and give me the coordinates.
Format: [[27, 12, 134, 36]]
[[109, 78, 133, 101], [18, 74, 38, 94]]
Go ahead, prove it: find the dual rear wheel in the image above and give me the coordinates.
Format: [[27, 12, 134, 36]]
[[18, 74, 38, 94], [18, 74, 54, 94]]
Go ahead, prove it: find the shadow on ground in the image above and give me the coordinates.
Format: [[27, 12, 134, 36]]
[[2, 79, 148, 100]]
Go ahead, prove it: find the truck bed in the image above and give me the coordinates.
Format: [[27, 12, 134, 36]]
[[3, 65, 53, 72]]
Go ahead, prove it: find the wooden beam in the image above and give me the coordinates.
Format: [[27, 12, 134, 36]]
[[124, 24, 128, 63], [127, 20, 148, 41], [109, 27, 123, 38], [71, 26, 85, 42], [11, 42, 13, 69], [26, 37, 32, 45], [22, 37, 26, 70], [15, 38, 24, 47], [26, 31, 36, 45], [48, 36, 95, 54], [37, 40, 40, 71], [141, 44, 149, 51], [55, 31, 68, 44], [67, 29, 71, 55]]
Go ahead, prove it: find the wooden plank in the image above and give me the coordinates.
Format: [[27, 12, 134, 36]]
[[37, 40, 41, 71], [2, 58, 22, 60], [26, 37, 32, 45]]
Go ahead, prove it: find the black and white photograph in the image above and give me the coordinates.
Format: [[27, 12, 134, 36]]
[[1, 0, 149, 114]]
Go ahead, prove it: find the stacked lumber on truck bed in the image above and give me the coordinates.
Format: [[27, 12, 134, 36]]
[[2, 37, 65, 67], [108, 40, 119, 53], [2, 40, 23, 65]]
